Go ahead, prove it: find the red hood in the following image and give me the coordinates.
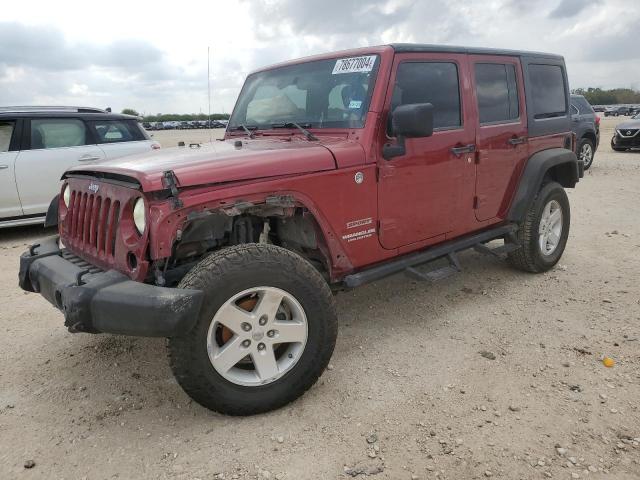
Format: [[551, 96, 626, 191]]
[[65, 137, 363, 192]]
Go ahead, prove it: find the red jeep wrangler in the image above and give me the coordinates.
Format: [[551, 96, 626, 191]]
[[20, 44, 582, 415]]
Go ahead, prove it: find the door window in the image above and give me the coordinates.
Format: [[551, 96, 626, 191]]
[[474, 63, 519, 124], [89, 120, 145, 143], [30, 119, 87, 149], [390, 62, 461, 131], [0, 121, 15, 152]]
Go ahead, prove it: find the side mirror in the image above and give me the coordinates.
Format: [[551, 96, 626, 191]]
[[383, 103, 434, 160]]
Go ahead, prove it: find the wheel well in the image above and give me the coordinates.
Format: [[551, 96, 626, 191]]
[[545, 162, 578, 188], [158, 202, 332, 286], [581, 131, 596, 145]]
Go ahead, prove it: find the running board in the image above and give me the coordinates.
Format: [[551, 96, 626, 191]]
[[343, 224, 518, 288], [473, 242, 520, 258], [405, 252, 461, 282]]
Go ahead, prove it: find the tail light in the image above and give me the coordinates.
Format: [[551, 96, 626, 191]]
[[595, 115, 600, 127]]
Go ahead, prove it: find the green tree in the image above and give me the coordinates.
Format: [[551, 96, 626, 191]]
[[121, 108, 140, 116]]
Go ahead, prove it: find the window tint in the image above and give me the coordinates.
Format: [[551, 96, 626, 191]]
[[90, 120, 145, 143], [475, 63, 519, 124], [391, 62, 461, 130], [529, 64, 567, 119], [30, 119, 87, 149], [0, 121, 15, 152]]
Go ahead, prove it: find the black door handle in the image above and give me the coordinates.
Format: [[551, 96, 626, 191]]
[[450, 144, 475, 157], [507, 136, 527, 145]]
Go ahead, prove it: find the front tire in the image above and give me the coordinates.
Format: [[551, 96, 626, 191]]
[[507, 182, 570, 273], [168, 244, 338, 415]]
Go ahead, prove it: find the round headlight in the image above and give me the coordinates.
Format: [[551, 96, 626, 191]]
[[62, 184, 71, 207], [133, 198, 146, 234]]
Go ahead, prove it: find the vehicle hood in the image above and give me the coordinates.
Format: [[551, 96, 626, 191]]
[[615, 119, 640, 130], [65, 137, 363, 192]]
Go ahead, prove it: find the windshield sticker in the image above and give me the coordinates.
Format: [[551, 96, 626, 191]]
[[332, 55, 377, 75], [348, 100, 363, 109]]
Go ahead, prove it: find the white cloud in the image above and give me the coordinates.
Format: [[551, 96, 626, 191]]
[[0, 0, 639, 114]]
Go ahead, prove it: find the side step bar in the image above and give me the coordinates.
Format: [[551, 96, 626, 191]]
[[405, 252, 461, 282], [343, 224, 518, 288]]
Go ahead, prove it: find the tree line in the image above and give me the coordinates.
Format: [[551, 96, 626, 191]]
[[571, 88, 640, 105], [121, 109, 230, 122]]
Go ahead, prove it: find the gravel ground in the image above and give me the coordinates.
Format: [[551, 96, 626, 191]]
[[1, 117, 639, 479]]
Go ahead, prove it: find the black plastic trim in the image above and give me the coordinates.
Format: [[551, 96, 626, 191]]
[[44, 195, 59, 228], [343, 224, 517, 288], [507, 148, 579, 222], [19, 236, 204, 337]]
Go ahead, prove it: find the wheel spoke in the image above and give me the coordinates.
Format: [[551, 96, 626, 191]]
[[548, 209, 562, 227], [255, 289, 284, 321], [211, 336, 248, 374], [215, 303, 254, 333], [548, 230, 560, 245], [252, 347, 279, 381], [273, 320, 307, 343]]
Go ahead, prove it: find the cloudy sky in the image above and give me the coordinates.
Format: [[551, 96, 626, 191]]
[[1, 0, 638, 115]]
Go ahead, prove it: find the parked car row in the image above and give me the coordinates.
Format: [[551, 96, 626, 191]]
[[603, 105, 640, 117], [142, 120, 228, 131]]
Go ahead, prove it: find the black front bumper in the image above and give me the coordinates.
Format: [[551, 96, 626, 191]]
[[612, 134, 640, 148], [19, 236, 204, 337]]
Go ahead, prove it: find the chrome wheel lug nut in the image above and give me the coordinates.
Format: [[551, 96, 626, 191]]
[[257, 342, 266, 351], [241, 339, 251, 348], [267, 330, 275, 338], [241, 322, 252, 332], [259, 315, 268, 326]]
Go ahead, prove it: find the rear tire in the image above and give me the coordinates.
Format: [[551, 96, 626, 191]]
[[507, 182, 570, 273], [168, 243, 338, 415], [577, 137, 595, 170]]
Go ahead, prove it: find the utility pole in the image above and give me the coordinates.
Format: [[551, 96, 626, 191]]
[[207, 46, 212, 143]]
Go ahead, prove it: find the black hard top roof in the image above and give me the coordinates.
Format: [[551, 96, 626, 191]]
[[390, 43, 563, 60]]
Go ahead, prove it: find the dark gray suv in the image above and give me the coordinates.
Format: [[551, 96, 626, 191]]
[[571, 94, 599, 170]]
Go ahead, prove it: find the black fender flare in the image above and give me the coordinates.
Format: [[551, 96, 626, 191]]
[[507, 148, 582, 222], [44, 195, 59, 228]]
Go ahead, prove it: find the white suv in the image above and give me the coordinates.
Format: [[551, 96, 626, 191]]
[[0, 106, 160, 228]]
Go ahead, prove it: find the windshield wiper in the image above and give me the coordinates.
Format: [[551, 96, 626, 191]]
[[271, 122, 318, 141], [233, 124, 257, 139]]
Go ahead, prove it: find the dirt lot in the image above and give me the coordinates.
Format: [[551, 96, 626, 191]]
[[1, 117, 639, 480]]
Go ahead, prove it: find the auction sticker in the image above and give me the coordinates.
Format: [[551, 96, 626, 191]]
[[332, 55, 376, 74]]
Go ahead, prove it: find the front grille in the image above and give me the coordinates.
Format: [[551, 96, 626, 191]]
[[618, 129, 639, 138], [66, 190, 121, 260]]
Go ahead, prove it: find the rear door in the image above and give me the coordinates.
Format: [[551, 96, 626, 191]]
[[14, 117, 106, 215], [0, 119, 23, 218], [377, 53, 476, 249], [90, 119, 153, 159], [470, 56, 528, 221]]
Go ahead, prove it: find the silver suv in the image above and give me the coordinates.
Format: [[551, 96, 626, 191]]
[[0, 107, 160, 228]]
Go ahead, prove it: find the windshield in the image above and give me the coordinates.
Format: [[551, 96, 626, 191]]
[[228, 55, 380, 130]]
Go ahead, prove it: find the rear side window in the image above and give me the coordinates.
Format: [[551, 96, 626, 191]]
[[0, 121, 15, 152], [474, 63, 520, 124], [391, 62, 461, 130], [529, 64, 567, 119], [90, 120, 145, 143], [30, 119, 87, 149]]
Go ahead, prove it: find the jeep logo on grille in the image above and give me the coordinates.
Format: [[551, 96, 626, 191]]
[[88, 183, 99, 193], [627, 130, 633, 136]]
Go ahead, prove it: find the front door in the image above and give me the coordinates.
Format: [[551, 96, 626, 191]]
[[470, 56, 528, 221], [15, 117, 106, 215], [378, 53, 476, 249], [0, 119, 23, 219]]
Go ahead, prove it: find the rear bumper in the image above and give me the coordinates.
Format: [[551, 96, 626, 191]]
[[19, 236, 203, 337]]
